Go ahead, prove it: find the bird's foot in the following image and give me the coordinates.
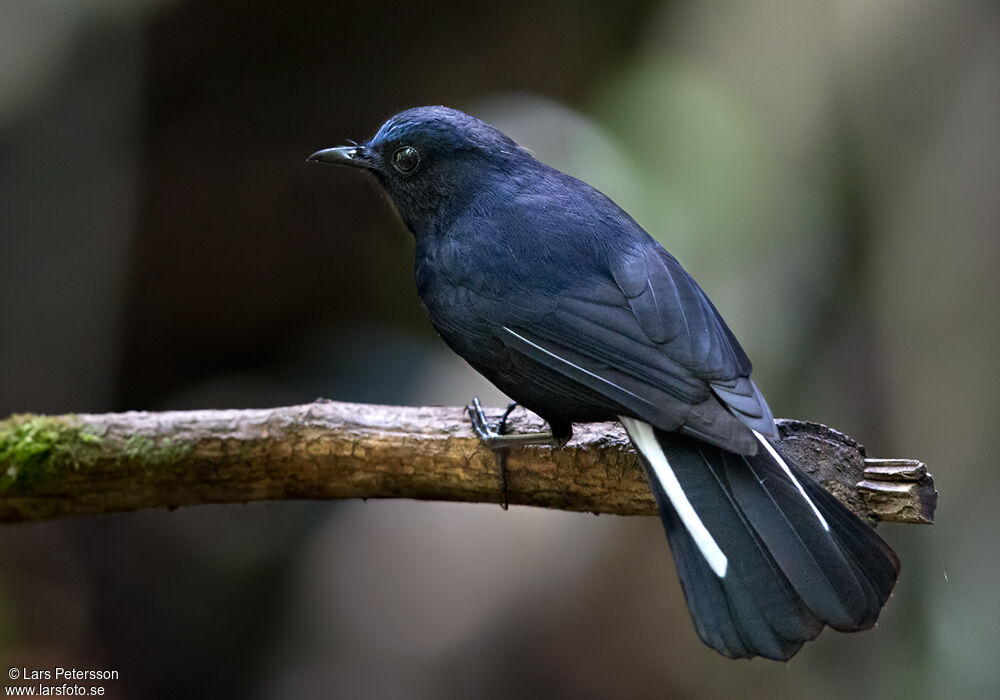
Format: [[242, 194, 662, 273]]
[[466, 397, 569, 511], [467, 397, 561, 448]]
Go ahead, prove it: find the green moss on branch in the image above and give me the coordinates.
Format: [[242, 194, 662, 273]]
[[0, 415, 103, 491]]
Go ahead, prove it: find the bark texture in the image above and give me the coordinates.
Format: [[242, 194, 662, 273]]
[[0, 401, 936, 525]]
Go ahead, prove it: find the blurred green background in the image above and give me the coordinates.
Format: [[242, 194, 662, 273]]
[[1, 0, 997, 697]]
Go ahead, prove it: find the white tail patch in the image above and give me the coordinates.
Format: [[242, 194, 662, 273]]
[[753, 430, 830, 532], [621, 417, 728, 578]]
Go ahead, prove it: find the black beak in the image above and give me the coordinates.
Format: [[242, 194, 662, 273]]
[[307, 145, 373, 169]]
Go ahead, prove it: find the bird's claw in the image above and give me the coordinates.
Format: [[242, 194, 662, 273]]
[[467, 396, 501, 442], [468, 397, 522, 444], [467, 397, 514, 510], [466, 397, 568, 511], [466, 397, 560, 449]]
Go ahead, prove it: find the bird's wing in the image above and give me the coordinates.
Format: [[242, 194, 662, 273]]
[[613, 244, 777, 434], [610, 244, 749, 377], [493, 243, 777, 452]]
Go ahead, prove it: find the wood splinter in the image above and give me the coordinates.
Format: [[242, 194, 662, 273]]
[[859, 458, 936, 524]]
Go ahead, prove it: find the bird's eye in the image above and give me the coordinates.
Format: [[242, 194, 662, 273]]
[[392, 146, 420, 174]]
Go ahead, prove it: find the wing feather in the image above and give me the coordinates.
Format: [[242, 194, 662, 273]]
[[482, 240, 774, 450]]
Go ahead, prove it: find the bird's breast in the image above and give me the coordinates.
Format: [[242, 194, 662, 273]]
[[413, 238, 474, 329]]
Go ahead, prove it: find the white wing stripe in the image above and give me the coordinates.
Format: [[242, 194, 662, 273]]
[[501, 326, 636, 395]]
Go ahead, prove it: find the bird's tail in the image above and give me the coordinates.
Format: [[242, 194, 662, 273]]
[[620, 417, 900, 661]]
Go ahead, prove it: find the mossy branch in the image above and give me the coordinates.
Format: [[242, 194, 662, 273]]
[[0, 401, 936, 525]]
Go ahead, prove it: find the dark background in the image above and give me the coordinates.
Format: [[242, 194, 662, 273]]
[[1, 1, 998, 697]]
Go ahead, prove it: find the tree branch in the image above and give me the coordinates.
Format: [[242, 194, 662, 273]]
[[0, 401, 936, 525]]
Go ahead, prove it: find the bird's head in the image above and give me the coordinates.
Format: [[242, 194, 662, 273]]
[[308, 106, 529, 235]]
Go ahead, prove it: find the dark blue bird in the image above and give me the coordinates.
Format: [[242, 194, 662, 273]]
[[308, 106, 899, 660]]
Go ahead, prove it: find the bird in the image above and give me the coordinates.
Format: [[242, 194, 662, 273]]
[[307, 106, 900, 660]]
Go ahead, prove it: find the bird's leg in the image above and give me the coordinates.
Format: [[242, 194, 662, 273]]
[[496, 400, 519, 437], [467, 397, 572, 511], [467, 397, 568, 448]]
